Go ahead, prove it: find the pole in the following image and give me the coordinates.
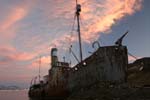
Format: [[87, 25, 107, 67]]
[[39, 56, 41, 82], [76, 3, 83, 62]]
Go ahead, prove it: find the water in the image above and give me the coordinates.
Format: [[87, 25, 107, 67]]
[[0, 90, 29, 100]]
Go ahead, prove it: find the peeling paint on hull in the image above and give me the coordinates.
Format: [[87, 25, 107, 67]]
[[29, 46, 128, 99]]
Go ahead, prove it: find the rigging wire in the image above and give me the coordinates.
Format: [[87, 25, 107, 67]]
[[69, 45, 80, 63], [69, 13, 77, 43], [67, 0, 84, 65], [79, 14, 84, 29], [68, 17, 78, 66], [69, 15, 77, 46], [128, 52, 138, 60], [63, 11, 77, 66]]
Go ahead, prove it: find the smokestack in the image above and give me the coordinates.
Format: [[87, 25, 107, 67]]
[[51, 48, 58, 67]]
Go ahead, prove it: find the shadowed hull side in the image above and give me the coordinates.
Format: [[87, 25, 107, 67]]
[[29, 46, 128, 99], [29, 86, 70, 100]]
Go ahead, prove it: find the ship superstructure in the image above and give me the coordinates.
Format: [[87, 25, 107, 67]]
[[29, 43, 128, 99]]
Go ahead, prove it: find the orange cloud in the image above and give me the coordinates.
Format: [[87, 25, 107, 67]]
[[43, 0, 143, 49], [80, 0, 143, 42], [14, 52, 35, 61], [28, 56, 51, 70], [18, 0, 143, 63], [41, 56, 51, 64]]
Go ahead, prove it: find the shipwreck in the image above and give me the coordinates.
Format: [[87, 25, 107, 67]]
[[28, 0, 150, 100]]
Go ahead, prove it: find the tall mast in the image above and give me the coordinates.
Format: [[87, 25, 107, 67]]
[[76, 0, 83, 62]]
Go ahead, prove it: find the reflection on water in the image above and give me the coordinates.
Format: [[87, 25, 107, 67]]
[[0, 90, 29, 100]]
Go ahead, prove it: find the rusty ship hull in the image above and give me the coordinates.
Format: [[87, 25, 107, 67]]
[[29, 86, 69, 100], [29, 45, 128, 99]]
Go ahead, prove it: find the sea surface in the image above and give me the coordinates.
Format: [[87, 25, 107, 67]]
[[0, 90, 29, 100]]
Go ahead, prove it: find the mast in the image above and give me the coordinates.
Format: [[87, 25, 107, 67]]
[[76, 0, 83, 62], [38, 56, 41, 82]]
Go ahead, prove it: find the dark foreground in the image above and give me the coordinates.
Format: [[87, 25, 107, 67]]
[[29, 82, 150, 100]]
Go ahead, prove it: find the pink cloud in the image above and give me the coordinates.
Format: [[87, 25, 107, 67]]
[[29, 56, 51, 69], [0, 0, 144, 85], [0, 74, 33, 83], [128, 55, 136, 62], [39, 0, 143, 49], [20, 0, 143, 64], [0, 0, 36, 39], [15, 0, 144, 64], [0, 8, 26, 39], [0, 8, 27, 31], [0, 45, 36, 64]]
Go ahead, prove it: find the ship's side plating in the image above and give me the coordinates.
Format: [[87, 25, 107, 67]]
[[67, 46, 128, 91], [29, 45, 128, 99]]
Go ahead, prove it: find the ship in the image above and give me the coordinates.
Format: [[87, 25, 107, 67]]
[[28, 0, 150, 100]]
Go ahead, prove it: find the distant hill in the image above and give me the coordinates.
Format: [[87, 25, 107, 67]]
[[0, 85, 21, 90]]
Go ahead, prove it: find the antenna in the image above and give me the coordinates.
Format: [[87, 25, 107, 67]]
[[76, 0, 83, 62], [34, 76, 37, 85], [76, 0, 78, 6], [63, 56, 66, 62], [38, 56, 41, 82]]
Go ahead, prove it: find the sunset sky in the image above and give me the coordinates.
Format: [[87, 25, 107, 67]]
[[0, 0, 149, 87]]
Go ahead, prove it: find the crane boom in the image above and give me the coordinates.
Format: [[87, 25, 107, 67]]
[[115, 31, 129, 46]]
